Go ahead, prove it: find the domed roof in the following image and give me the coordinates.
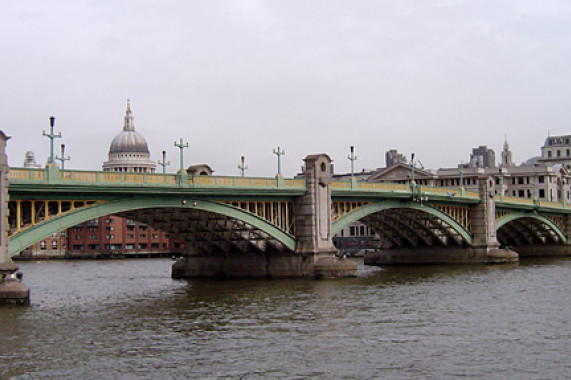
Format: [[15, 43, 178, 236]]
[[109, 130, 150, 154], [108, 100, 150, 154]]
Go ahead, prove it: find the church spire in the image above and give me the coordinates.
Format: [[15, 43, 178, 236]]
[[123, 99, 135, 131], [501, 134, 513, 167]]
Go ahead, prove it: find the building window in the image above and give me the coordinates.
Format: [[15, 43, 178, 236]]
[[518, 190, 525, 197], [548, 151, 552, 158], [539, 189, 545, 198], [539, 176, 544, 183], [40, 241, 46, 250], [557, 150, 561, 157]]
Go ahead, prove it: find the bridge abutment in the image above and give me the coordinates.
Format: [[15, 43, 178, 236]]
[[0, 131, 29, 304], [294, 154, 357, 278], [470, 176, 518, 263]]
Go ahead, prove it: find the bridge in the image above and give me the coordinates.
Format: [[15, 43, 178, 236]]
[[2, 135, 571, 303]]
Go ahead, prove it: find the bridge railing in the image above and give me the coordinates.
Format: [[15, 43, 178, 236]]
[[497, 195, 571, 211], [330, 180, 479, 199], [8, 167, 306, 190]]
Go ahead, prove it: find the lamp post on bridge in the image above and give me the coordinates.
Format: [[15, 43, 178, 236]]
[[348, 145, 358, 189], [42, 116, 62, 166], [273, 146, 285, 176], [410, 153, 416, 186], [158, 150, 170, 174], [498, 168, 504, 200], [55, 143, 70, 170], [348, 146, 357, 177], [174, 139, 189, 174], [459, 162, 465, 196], [238, 156, 248, 177]]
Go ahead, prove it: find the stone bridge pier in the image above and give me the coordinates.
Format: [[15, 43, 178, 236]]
[[172, 154, 357, 279], [470, 176, 518, 263], [0, 131, 29, 304]]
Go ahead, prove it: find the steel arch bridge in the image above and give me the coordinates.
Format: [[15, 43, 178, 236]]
[[6, 166, 571, 259]]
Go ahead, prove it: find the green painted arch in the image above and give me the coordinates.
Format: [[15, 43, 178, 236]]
[[495, 212, 567, 244], [9, 196, 297, 256], [332, 200, 474, 246]]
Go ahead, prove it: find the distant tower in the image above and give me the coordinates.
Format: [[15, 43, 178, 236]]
[[501, 136, 514, 167], [469, 146, 496, 168], [385, 149, 407, 167], [102, 100, 156, 173]]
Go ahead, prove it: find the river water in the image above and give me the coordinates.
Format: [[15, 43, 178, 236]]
[[1, 257, 571, 379]]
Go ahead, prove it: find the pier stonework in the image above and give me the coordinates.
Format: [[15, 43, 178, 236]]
[[470, 176, 518, 263], [0, 131, 29, 304], [294, 154, 357, 278]]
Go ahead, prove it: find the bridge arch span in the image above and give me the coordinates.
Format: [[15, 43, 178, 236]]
[[496, 212, 567, 246], [8, 196, 297, 257], [332, 200, 473, 248]]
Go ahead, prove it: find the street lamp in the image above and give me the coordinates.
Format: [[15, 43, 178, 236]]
[[410, 153, 415, 185], [498, 168, 504, 200], [55, 143, 70, 170], [158, 150, 170, 174], [238, 156, 248, 177], [174, 139, 189, 173], [42, 116, 62, 165], [348, 146, 357, 178], [273, 146, 285, 176]]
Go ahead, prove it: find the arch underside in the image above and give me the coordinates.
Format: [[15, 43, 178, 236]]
[[497, 216, 565, 246], [8, 197, 296, 256], [118, 208, 291, 255], [342, 206, 471, 249]]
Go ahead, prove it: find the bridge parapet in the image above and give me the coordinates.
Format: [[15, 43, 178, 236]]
[[8, 167, 306, 192], [330, 180, 480, 202]]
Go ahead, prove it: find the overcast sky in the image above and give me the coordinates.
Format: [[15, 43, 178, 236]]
[[2, 0, 570, 177]]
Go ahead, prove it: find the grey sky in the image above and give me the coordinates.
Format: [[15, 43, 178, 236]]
[[2, 1, 570, 177]]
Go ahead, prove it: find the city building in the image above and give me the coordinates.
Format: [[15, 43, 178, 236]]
[[538, 134, 571, 169]]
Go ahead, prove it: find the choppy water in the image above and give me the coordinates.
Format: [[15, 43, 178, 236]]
[[2, 257, 571, 379]]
